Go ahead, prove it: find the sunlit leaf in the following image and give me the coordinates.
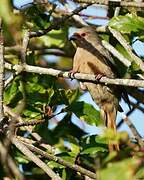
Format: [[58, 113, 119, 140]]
[[109, 14, 144, 33], [81, 146, 106, 154], [67, 101, 101, 125], [48, 161, 64, 169], [99, 158, 140, 180], [81, 135, 107, 155]]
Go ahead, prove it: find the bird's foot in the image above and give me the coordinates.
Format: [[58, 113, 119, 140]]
[[80, 82, 87, 90], [95, 74, 105, 81], [68, 70, 78, 80]]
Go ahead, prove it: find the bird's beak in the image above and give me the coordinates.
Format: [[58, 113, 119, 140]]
[[69, 33, 79, 41]]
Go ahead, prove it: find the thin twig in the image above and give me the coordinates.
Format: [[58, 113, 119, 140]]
[[117, 101, 139, 129], [29, 4, 92, 38], [12, 137, 62, 180], [121, 114, 144, 147], [117, 101, 144, 129], [17, 31, 30, 114], [15, 108, 63, 128], [130, 101, 144, 113], [19, 139, 97, 179], [5, 62, 144, 88], [15, 119, 45, 128], [127, 88, 144, 104], [21, 30, 30, 64], [4, 105, 55, 153]]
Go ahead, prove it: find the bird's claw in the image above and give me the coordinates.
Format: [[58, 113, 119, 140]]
[[95, 74, 105, 81], [68, 70, 77, 80]]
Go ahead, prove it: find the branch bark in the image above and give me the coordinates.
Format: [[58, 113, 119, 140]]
[[5, 62, 144, 88], [121, 114, 144, 147], [0, 141, 25, 180], [0, 18, 4, 123], [19, 139, 97, 179], [12, 137, 62, 180], [73, 0, 144, 8], [109, 27, 144, 73]]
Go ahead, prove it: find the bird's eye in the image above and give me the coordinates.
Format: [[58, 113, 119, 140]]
[[81, 33, 86, 37]]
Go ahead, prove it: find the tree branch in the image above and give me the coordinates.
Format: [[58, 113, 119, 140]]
[[16, 136, 55, 154], [12, 137, 62, 180], [0, 18, 4, 123], [102, 40, 131, 67], [29, 4, 92, 38], [0, 141, 25, 180], [18, 138, 97, 179], [5, 62, 144, 88], [121, 114, 144, 147], [109, 27, 144, 73], [73, 0, 144, 8], [3, 105, 54, 153]]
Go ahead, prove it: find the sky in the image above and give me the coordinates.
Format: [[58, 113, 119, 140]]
[[13, 0, 144, 137]]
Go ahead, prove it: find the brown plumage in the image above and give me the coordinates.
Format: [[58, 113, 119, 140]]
[[70, 27, 121, 152]]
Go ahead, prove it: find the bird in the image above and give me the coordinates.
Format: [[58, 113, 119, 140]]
[[70, 26, 123, 152]]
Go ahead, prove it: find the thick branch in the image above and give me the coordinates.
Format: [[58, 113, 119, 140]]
[[109, 27, 144, 73], [0, 18, 4, 123], [0, 141, 25, 180], [102, 40, 144, 80], [73, 0, 144, 8], [16, 136, 55, 154], [5, 62, 144, 88], [12, 137, 62, 180], [102, 40, 131, 67], [19, 139, 97, 179]]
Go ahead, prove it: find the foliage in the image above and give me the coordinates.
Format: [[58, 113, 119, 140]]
[[0, 1, 144, 180]]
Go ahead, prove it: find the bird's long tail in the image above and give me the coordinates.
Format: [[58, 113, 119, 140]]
[[101, 105, 119, 152]]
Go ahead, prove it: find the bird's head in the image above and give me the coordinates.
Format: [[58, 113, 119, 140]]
[[70, 26, 97, 47]]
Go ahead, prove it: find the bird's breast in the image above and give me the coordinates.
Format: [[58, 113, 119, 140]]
[[74, 47, 115, 78]]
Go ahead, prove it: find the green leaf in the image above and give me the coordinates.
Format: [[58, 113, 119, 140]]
[[57, 152, 75, 164], [80, 135, 107, 155], [68, 136, 80, 155], [62, 168, 67, 180], [128, 61, 142, 75], [23, 109, 41, 118], [109, 14, 144, 33], [26, 82, 46, 94], [53, 89, 81, 106], [15, 156, 29, 164], [15, 151, 29, 164], [99, 158, 139, 180], [39, 28, 68, 48], [48, 161, 64, 169], [136, 166, 144, 179], [4, 78, 22, 105], [52, 114, 86, 139], [24, 4, 50, 29], [65, 89, 81, 104], [67, 101, 101, 125], [81, 146, 106, 154]]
